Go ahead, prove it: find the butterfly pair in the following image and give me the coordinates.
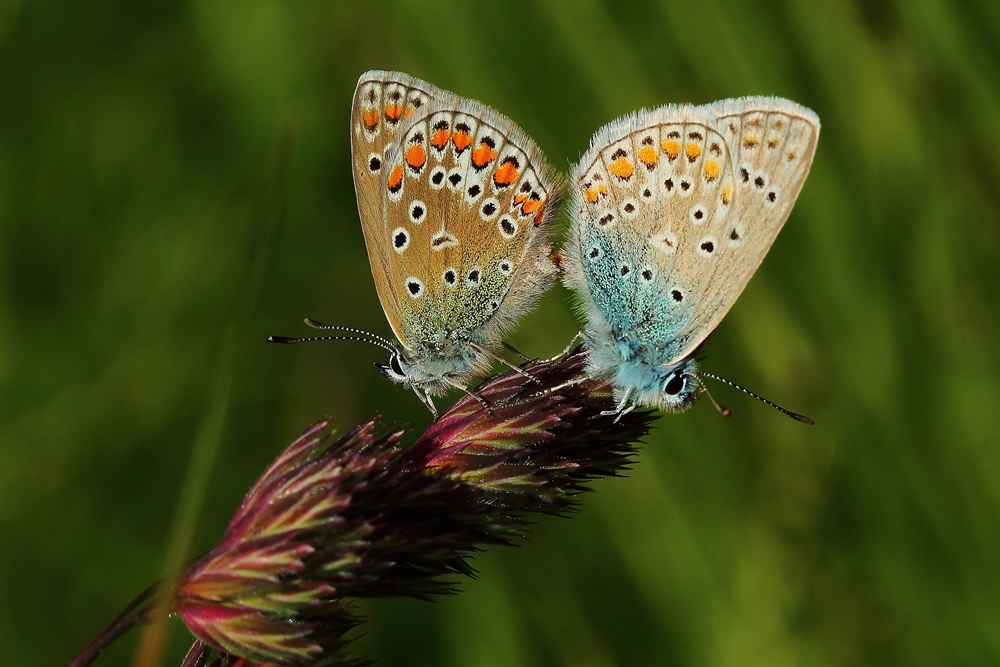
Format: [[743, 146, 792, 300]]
[[275, 71, 819, 421]]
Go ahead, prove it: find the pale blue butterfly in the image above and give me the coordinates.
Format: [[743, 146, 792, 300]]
[[562, 98, 819, 421]]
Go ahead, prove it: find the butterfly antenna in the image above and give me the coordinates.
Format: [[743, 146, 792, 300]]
[[266, 333, 395, 353], [267, 318, 396, 354], [303, 318, 396, 348], [694, 372, 814, 425]]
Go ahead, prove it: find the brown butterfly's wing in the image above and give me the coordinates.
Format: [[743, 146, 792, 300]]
[[353, 73, 558, 356], [351, 71, 438, 344], [566, 97, 818, 364]]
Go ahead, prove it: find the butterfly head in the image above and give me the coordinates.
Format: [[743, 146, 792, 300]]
[[375, 348, 413, 385], [658, 362, 700, 412]]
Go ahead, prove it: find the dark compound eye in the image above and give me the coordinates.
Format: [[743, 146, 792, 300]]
[[389, 353, 404, 377], [665, 375, 684, 395]]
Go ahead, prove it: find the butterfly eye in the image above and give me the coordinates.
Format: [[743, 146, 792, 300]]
[[389, 353, 405, 378], [665, 374, 685, 396]]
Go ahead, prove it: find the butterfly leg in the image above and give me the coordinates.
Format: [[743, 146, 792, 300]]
[[443, 377, 494, 416], [470, 342, 540, 384], [600, 387, 634, 419], [541, 332, 583, 363], [413, 387, 439, 420], [502, 341, 532, 362]]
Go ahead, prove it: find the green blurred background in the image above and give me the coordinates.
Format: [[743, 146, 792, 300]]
[[2, 0, 999, 665]]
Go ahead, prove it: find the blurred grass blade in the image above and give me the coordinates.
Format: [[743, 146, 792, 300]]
[[130, 123, 296, 667]]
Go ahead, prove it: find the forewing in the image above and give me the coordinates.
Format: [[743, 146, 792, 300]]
[[566, 97, 818, 364], [351, 71, 438, 344], [371, 91, 558, 350]]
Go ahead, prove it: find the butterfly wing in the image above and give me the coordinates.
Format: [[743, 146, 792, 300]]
[[352, 72, 558, 358], [565, 97, 819, 365], [351, 71, 439, 344]]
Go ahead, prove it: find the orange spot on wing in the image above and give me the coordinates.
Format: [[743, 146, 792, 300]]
[[405, 145, 426, 170], [453, 130, 472, 152], [362, 109, 380, 131], [743, 134, 759, 148], [721, 183, 732, 205], [513, 193, 528, 206], [431, 128, 450, 150], [533, 204, 545, 226], [387, 165, 403, 192], [598, 184, 608, 196], [493, 160, 519, 187], [685, 142, 702, 161], [703, 159, 721, 181], [384, 104, 403, 122], [405, 106, 415, 118], [661, 139, 680, 159], [638, 145, 658, 167], [584, 188, 599, 203], [522, 197, 543, 215], [608, 157, 634, 180], [471, 141, 497, 169]]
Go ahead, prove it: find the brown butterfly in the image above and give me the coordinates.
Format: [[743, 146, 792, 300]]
[[272, 72, 561, 418]]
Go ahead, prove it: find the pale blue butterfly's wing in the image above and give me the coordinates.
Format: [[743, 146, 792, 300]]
[[564, 97, 818, 403]]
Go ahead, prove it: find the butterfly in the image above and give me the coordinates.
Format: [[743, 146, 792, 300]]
[[339, 71, 560, 417], [561, 97, 819, 420]]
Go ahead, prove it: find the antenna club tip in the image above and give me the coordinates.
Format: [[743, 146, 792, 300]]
[[721, 407, 732, 418], [794, 414, 816, 425]]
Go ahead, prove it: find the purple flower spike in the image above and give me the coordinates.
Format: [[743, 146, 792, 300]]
[[67, 349, 653, 667]]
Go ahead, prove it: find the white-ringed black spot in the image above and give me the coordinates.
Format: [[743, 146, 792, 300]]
[[599, 212, 615, 226], [490, 300, 499, 311], [443, 268, 457, 286], [467, 184, 482, 199], [620, 265, 630, 276], [679, 179, 692, 195], [642, 269, 653, 281], [430, 166, 446, 189], [754, 175, 766, 188], [467, 268, 481, 285], [480, 198, 499, 220], [447, 169, 463, 188], [740, 167, 750, 183], [624, 202, 635, 213], [698, 236, 718, 258], [730, 228, 740, 240], [499, 216, 518, 238], [672, 289, 683, 302], [406, 277, 424, 298], [689, 205, 706, 225], [664, 178, 674, 192], [409, 200, 426, 223], [589, 247, 600, 259], [368, 154, 382, 172], [643, 188, 652, 198], [391, 227, 409, 254], [767, 190, 777, 203], [500, 260, 512, 274]]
